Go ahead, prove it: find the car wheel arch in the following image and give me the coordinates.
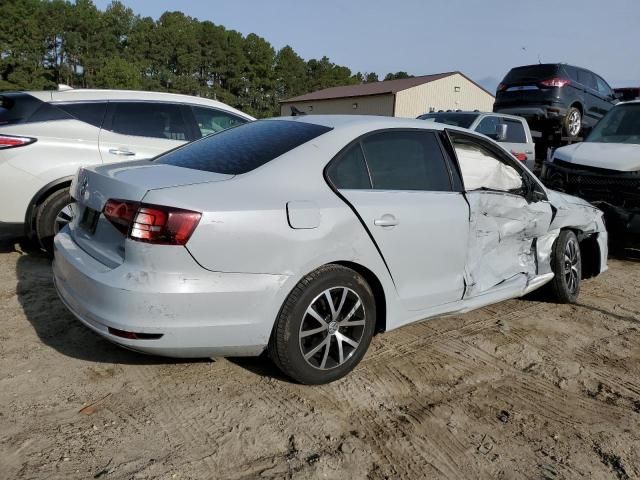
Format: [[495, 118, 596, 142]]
[[558, 227, 601, 279], [25, 176, 74, 236], [570, 102, 584, 116], [271, 261, 388, 342], [332, 260, 387, 334]]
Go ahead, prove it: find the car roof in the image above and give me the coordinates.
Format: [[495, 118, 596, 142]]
[[423, 111, 526, 121], [270, 114, 453, 132], [24, 89, 254, 120]]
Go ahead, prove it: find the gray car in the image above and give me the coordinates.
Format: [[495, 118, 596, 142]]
[[53, 115, 608, 384]]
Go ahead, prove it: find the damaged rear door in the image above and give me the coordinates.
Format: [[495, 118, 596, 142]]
[[446, 130, 553, 297]]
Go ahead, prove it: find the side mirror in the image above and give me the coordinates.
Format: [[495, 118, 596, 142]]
[[495, 123, 508, 141]]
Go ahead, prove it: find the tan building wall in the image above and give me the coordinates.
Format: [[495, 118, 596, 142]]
[[394, 73, 495, 118], [280, 94, 394, 117]]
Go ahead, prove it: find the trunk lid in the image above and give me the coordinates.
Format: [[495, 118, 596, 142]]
[[69, 161, 232, 267]]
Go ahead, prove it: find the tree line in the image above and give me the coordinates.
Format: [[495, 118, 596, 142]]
[[0, 0, 414, 117]]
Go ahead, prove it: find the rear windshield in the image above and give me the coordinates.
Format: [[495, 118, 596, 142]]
[[502, 65, 560, 84], [155, 120, 332, 174], [418, 112, 478, 128], [0, 93, 71, 126]]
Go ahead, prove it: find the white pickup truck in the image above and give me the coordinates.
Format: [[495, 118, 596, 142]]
[[418, 111, 536, 170]]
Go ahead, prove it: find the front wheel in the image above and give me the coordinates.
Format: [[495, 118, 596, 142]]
[[547, 230, 582, 303], [269, 265, 376, 384]]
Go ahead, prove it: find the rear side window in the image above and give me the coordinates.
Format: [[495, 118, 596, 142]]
[[361, 131, 452, 191], [327, 144, 371, 189], [504, 119, 527, 143], [578, 70, 597, 89], [191, 106, 247, 138], [156, 120, 332, 174], [109, 102, 189, 140], [56, 102, 107, 128], [0, 93, 71, 126], [502, 65, 559, 84]]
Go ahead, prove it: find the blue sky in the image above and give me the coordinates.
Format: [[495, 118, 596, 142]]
[[94, 0, 640, 91]]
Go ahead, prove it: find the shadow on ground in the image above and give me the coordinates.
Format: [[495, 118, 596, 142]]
[[5, 238, 208, 366]]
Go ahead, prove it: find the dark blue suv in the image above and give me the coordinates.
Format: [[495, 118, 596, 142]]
[[493, 64, 618, 138]]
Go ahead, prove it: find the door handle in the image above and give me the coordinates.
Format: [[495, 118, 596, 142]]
[[374, 214, 398, 227], [108, 148, 136, 156]]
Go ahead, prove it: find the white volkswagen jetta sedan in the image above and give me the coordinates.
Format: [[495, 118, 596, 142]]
[[53, 115, 608, 384], [0, 88, 253, 251]]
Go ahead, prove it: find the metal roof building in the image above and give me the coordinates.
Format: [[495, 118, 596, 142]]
[[280, 71, 495, 118]]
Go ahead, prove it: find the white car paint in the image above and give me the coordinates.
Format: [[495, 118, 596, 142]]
[[52, 115, 607, 360], [0, 88, 253, 234], [552, 141, 640, 171]]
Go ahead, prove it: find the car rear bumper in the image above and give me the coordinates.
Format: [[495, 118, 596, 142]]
[[53, 227, 289, 358], [494, 106, 567, 122]]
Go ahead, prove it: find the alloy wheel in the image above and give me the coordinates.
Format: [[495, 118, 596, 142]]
[[54, 202, 76, 234], [298, 287, 366, 370], [568, 110, 581, 137], [564, 238, 580, 294]]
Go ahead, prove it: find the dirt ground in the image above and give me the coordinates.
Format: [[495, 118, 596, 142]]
[[1, 240, 639, 480]]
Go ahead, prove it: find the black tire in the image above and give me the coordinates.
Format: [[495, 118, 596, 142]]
[[35, 187, 73, 255], [269, 264, 376, 385], [563, 106, 582, 138], [547, 230, 582, 304]]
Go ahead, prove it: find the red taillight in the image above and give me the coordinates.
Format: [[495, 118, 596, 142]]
[[103, 199, 201, 245], [496, 83, 506, 92], [539, 77, 571, 88], [103, 199, 139, 234], [511, 151, 527, 162], [0, 134, 36, 149]]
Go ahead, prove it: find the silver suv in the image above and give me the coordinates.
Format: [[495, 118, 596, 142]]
[[0, 88, 253, 251]]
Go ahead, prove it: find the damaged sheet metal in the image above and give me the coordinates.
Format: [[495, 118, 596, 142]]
[[463, 191, 553, 297]]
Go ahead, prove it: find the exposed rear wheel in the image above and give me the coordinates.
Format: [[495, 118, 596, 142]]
[[36, 187, 75, 255], [547, 230, 582, 303], [269, 264, 376, 384], [563, 107, 582, 138]]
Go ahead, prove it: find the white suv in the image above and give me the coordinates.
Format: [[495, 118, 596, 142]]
[[0, 88, 253, 251]]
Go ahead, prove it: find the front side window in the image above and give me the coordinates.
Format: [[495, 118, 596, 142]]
[[156, 120, 332, 174], [110, 102, 188, 140], [361, 131, 452, 191], [503, 119, 527, 143], [191, 106, 247, 138], [587, 104, 640, 144], [595, 76, 612, 97], [451, 135, 524, 193], [326, 143, 371, 189]]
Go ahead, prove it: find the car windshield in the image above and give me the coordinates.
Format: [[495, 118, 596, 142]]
[[417, 113, 478, 128], [587, 103, 640, 144]]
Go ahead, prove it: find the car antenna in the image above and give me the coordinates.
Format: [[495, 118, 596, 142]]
[[290, 106, 306, 116]]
